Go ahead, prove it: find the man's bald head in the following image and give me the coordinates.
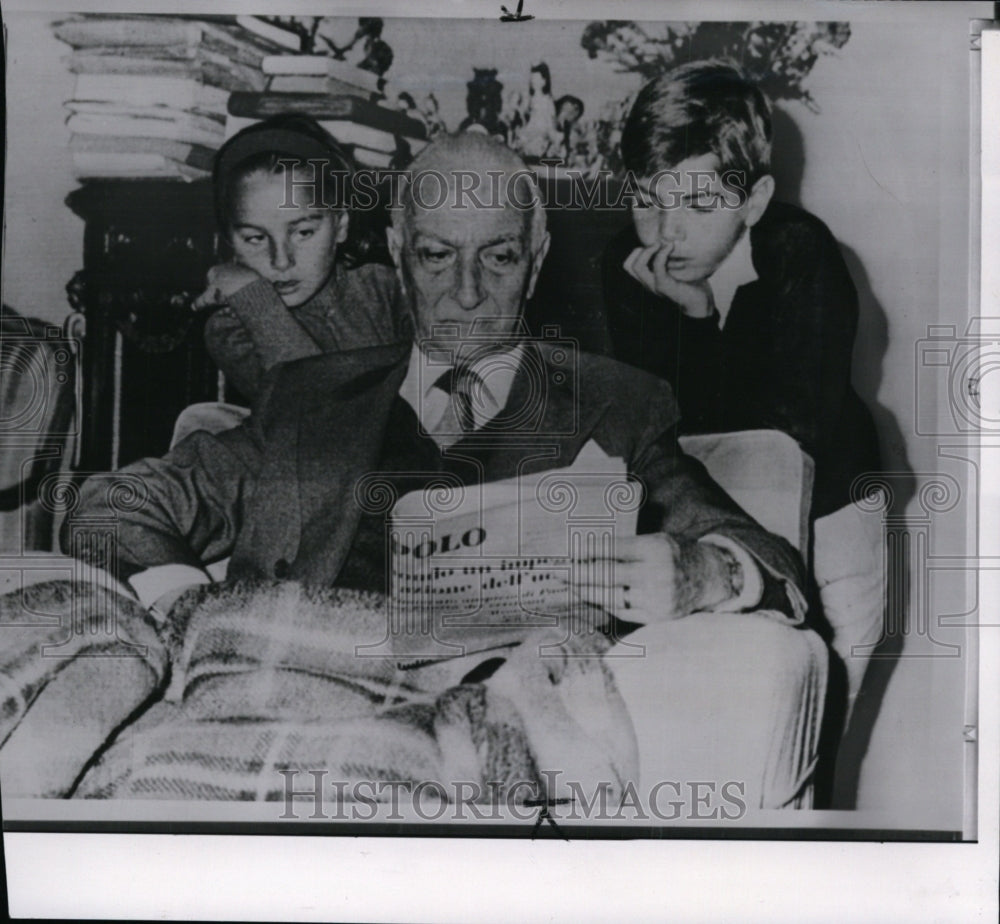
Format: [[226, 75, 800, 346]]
[[385, 132, 552, 353], [391, 132, 547, 249], [410, 130, 527, 174]]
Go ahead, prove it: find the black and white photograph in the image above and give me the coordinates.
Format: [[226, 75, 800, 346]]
[[0, 0, 997, 919]]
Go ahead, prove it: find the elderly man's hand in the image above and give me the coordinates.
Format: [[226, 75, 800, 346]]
[[565, 533, 743, 623]]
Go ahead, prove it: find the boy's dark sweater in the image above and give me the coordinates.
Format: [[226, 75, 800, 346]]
[[603, 200, 880, 520]]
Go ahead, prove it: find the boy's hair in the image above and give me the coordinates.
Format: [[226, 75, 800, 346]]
[[620, 60, 772, 189], [212, 114, 354, 229]]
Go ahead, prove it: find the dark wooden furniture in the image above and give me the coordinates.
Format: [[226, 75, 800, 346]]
[[66, 180, 224, 473], [527, 177, 622, 357]]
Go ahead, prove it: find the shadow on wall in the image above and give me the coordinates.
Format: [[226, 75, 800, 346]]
[[842, 243, 915, 489], [770, 105, 805, 210], [772, 105, 914, 491], [758, 105, 917, 808], [828, 244, 914, 809]]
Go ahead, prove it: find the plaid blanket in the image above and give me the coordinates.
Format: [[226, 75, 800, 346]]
[[0, 579, 638, 808], [0, 580, 167, 797]]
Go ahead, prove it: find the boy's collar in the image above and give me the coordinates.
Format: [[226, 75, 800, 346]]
[[708, 227, 758, 324]]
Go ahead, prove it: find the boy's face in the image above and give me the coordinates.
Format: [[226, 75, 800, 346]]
[[229, 166, 348, 308], [630, 153, 773, 283]]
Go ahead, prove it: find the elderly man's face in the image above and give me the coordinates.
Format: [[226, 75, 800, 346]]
[[389, 180, 548, 353]]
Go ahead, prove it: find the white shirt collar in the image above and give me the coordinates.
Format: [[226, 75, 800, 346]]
[[398, 342, 524, 432], [707, 226, 758, 325]]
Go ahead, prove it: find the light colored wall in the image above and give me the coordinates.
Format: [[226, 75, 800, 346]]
[[3, 14, 83, 323], [1, 12, 978, 828], [788, 20, 974, 825]]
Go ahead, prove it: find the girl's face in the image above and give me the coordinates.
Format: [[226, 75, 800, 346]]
[[228, 166, 348, 308]]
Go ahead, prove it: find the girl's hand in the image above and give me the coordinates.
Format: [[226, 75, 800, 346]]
[[623, 244, 716, 319], [191, 263, 263, 311]]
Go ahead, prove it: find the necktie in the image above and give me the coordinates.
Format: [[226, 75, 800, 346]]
[[433, 365, 483, 436]]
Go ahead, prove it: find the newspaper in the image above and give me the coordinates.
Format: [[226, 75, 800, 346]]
[[388, 442, 641, 664]]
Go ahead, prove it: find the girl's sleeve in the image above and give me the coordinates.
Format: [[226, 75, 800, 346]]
[[331, 263, 413, 347], [205, 279, 323, 400]]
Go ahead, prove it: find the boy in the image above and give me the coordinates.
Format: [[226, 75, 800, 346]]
[[602, 60, 883, 721]]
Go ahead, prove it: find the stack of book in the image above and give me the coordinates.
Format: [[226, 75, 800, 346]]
[[263, 55, 384, 99], [54, 14, 294, 181], [229, 57, 428, 169]]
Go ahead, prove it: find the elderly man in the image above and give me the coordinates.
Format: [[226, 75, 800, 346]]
[[67, 134, 824, 806], [69, 133, 804, 624]]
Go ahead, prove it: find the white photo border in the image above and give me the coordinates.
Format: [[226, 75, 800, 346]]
[[2, 0, 998, 919]]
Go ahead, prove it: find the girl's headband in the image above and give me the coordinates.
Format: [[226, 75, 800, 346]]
[[214, 126, 354, 186]]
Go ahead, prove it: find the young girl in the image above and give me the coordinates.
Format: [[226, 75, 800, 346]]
[[194, 114, 412, 401]]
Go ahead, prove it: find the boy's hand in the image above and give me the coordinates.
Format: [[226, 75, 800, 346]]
[[191, 263, 262, 311], [624, 244, 716, 319]]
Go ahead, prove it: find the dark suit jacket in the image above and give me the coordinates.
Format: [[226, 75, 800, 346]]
[[69, 340, 807, 619]]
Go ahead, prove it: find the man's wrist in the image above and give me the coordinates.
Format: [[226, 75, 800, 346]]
[[695, 535, 765, 612], [709, 544, 744, 598], [676, 541, 737, 612]]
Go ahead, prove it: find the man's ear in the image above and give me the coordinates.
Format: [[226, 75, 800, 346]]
[[385, 222, 408, 294], [386, 223, 402, 268], [744, 174, 775, 228], [335, 209, 349, 245], [525, 231, 551, 302]]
